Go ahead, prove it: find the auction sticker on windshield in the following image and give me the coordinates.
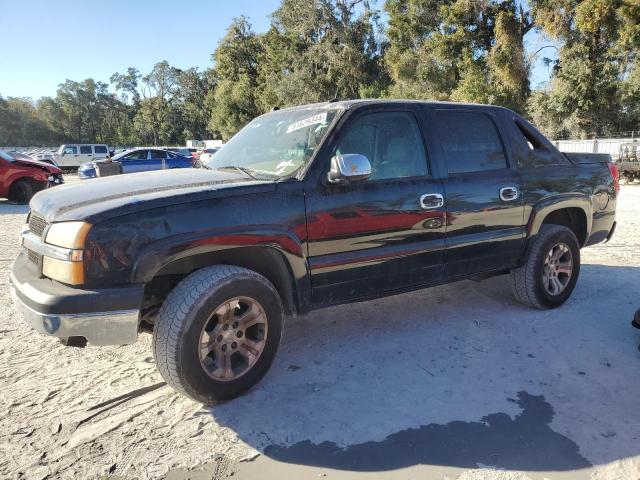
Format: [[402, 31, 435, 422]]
[[287, 113, 328, 134]]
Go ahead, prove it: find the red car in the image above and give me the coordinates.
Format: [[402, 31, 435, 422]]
[[0, 151, 64, 204]]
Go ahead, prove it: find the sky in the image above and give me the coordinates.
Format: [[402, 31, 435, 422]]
[[0, 0, 554, 100]]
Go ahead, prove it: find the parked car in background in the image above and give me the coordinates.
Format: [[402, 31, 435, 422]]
[[197, 147, 221, 167], [186, 148, 199, 162], [25, 150, 58, 167], [0, 150, 63, 203], [10, 151, 52, 166], [164, 147, 193, 160], [618, 142, 640, 182], [78, 148, 193, 179], [55, 144, 109, 168]]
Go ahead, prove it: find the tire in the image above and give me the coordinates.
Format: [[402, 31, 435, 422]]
[[9, 180, 34, 204], [153, 265, 284, 404], [511, 225, 581, 310]]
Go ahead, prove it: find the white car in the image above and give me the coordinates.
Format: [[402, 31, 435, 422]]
[[198, 147, 221, 166], [27, 150, 58, 166], [55, 144, 110, 168]]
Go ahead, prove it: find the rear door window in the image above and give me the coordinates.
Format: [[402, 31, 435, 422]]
[[150, 150, 167, 159], [434, 110, 508, 174], [94, 145, 107, 154], [80, 146, 92, 154]]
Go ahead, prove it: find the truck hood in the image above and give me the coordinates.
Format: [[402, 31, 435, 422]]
[[30, 169, 275, 223], [13, 159, 61, 174]]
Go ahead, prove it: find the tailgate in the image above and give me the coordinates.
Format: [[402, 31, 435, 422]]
[[564, 152, 612, 164]]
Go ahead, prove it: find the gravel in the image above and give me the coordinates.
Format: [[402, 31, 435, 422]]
[[0, 182, 639, 480]]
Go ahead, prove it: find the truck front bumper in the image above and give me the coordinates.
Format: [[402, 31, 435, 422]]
[[10, 252, 144, 346]]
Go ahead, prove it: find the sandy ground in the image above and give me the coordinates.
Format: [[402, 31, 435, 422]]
[[0, 181, 639, 480]]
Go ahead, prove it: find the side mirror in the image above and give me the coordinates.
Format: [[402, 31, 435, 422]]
[[327, 154, 371, 184]]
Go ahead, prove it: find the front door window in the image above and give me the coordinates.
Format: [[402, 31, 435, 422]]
[[335, 111, 428, 181]]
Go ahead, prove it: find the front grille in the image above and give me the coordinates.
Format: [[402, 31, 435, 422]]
[[29, 214, 47, 238], [27, 249, 39, 265]]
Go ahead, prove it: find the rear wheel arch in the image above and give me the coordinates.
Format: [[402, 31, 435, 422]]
[[527, 196, 591, 247], [540, 207, 588, 246]]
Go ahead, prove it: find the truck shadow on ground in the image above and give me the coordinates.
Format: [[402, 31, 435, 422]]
[[263, 391, 590, 471], [206, 264, 640, 473]]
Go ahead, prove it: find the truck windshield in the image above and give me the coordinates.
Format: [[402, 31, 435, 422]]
[[202, 107, 339, 177]]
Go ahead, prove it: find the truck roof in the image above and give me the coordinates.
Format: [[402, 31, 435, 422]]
[[274, 98, 511, 113]]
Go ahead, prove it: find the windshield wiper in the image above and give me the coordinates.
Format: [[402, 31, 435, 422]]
[[217, 165, 258, 179], [217, 165, 279, 180]]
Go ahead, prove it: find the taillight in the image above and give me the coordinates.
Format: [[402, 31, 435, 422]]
[[607, 162, 620, 195]]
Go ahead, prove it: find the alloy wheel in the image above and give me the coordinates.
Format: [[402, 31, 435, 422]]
[[198, 296, 268, 382], [542, 242, 573, 296]]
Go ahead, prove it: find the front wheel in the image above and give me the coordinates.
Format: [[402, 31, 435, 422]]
[[153, 265, 284, 404], [9, 180, 34, 204], [511, 225, 581, 310]]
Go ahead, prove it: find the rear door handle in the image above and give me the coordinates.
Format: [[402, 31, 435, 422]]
[[420, 193, 444, 209], [500, 187, 519, 201]]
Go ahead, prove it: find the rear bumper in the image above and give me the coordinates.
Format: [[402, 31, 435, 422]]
[[10, 252, 143, 346]]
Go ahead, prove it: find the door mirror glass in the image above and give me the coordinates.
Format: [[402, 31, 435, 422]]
[[327, 154, 371, 184]]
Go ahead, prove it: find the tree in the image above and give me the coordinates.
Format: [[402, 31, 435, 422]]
[[256, 0, 385, 109], [177, 68, 216, 140], [110, 67, 142, 106], [528, 0, 625, 138], [384, 0, 531, 112], [209, 17, 263, 139], [3, 0, 640, 147]]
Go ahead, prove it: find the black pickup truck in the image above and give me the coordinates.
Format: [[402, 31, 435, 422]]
[[10, 100, 618, 404]]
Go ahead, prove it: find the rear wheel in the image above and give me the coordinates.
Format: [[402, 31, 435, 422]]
[[153, 265, 284, 404], [511, 225, 580, 309], [9, 180, 34, 204]]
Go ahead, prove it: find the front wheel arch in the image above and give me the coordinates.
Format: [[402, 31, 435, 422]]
[[139, 247, 299, 327]]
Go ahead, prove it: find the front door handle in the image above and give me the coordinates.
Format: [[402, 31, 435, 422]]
[[420, 193, 444, 209], [500, 187, 519, 201]]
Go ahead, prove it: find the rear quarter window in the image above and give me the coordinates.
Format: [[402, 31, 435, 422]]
[[434, 110, 507, 174], [514, 118, 571, 167]]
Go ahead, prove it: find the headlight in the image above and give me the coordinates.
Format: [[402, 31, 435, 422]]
[[42, 222, 90, 285], [45, 222, 91, 249], [42, 257, 84, 285]]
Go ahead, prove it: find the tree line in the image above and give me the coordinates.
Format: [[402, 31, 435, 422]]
[[1, 0, 639, 147]]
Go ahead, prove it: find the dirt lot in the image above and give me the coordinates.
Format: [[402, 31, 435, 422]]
[[0, 182, 639, 480]]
